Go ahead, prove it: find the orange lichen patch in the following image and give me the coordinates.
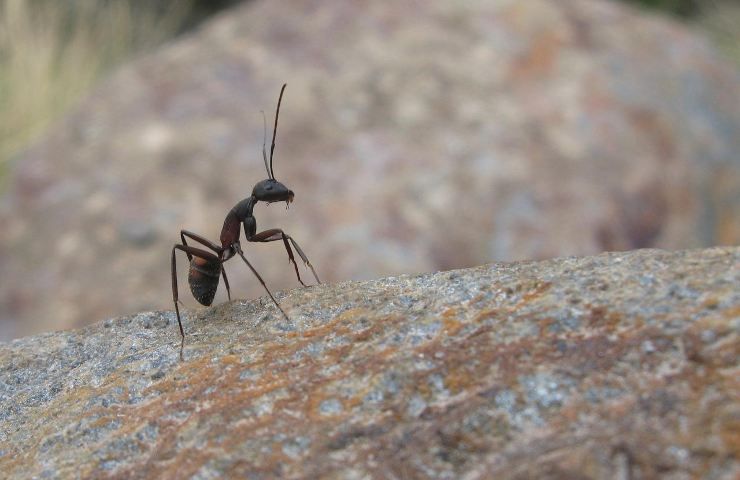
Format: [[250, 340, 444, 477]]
[[471, 309, 498, 325], [701, 295, 721, 310], [350, 327, 374, 343], [720, 305, 740, 321], [442, 317, 464, 338], [220, 354, 240, 365], [585, 305, 624, 330], [323, 344, 354, 364], [470, 317, 503, 339], [142, 377, 180, 396], [88, 415, 119, 429], [224, 378, 290, 407], [289, 307, 371, 339], [518, 281, 552, 305], [343, 391, 367, 411], [444, 366, 478, 395]]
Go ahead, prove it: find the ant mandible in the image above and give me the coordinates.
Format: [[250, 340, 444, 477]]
[[170, 83, 320, 338]]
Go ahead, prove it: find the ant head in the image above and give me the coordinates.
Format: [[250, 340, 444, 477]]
[[253, 178, 294, 204], [256, 84, 295, 207]]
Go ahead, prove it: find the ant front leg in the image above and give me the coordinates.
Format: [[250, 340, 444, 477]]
[[248, 228, 321, 285], [171, 243, 222, 338]]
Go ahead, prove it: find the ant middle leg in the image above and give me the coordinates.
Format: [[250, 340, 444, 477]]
[[233, 244, 290, 321], [248, 228, 321, 285]]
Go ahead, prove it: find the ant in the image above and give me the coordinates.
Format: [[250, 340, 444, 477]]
[[171, 83, 320, 339]]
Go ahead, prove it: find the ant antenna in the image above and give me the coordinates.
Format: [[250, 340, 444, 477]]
[[260, 110, 272, 179], [269, 83, 287, 180]]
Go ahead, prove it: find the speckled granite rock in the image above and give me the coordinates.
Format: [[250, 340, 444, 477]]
[[0, 247, 737, 479], [2, 0, 740, 339]]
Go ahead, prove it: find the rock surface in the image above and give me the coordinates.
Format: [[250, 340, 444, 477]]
[[1, 0, 740, 339], [1, 247, 738, 479]]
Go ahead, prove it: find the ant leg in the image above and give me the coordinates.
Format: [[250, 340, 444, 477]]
[[180, 230, 224, 261], [221, 266, 231, 301], [248, 228, 321, 285], [171, 246, 185, 338], [286, 236, 321, 284], [249, 229, 304, 286], [171, 244, 223, 338], [233, 244, 289, 321]]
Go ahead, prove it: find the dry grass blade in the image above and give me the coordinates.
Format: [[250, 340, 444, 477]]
[[0, 0, 191, 181], [699, 0, 740, 65]]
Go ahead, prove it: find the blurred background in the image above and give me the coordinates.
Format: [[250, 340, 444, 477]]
[[0, 0, 738, 340]]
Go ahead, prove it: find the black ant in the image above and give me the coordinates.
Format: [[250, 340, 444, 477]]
[[170, 83, 320, 339]]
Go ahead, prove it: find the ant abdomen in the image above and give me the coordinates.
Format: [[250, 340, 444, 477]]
[[188, 256, 221, 306]]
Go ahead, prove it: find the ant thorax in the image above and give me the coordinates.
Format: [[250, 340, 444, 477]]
[[220, 197, 255, 248]]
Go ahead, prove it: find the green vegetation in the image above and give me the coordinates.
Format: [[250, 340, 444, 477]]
[[623, 0, 700, 18], [624, 0, 740, 64], [698, 2, 740, 64], [0, 0, 194, 183]]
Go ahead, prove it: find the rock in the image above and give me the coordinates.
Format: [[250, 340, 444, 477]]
[[0, 247, 738, 478], [1, 0, 739, 338]]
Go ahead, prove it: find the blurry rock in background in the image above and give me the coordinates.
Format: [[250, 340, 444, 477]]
[[0, 0, 738, 340]]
